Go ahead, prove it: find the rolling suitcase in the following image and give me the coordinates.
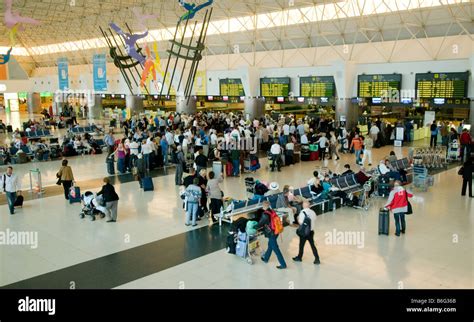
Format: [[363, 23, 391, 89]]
[[212, 161, 222, 176], [69, 187, 81, 204], [310, 151, 319, 161], [378, 208, 390, 235], [226, 162, 233, 176], [106, 157, 115, 175], [14, 194, 24, 208], [142, 177, 154, 191]]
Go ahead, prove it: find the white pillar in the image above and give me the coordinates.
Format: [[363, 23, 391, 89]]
[[27, 92, 41, 114], [332, 60, 359, 129], [126, 95, 144, 114], [176, 96, 197, 115], [244, 97, 265, 120]]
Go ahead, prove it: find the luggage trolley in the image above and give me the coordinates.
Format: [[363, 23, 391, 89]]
[[353, 178, 373, 211], [235, 231, 261, 265], [447, 140, 461, 162]]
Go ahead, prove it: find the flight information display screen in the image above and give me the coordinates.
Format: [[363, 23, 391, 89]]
[[415, 72, 468, 98], [260, 77, 291, 97], [358, 74, 402, 98], [219, 78, 245, 96], [300, 76, 335, 97]]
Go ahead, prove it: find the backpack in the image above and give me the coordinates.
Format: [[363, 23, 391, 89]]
[[265, 210, 283, 235], [296, 211, 312, 238]]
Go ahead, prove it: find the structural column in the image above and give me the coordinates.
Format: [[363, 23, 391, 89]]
[[27, 92, 41, 114], [244, 97, 265, 120], [176, 96, 197, 115], [332, 60, 359, 129], [87, 94, 102, 121], [126, 95, 144, 114], [469, 55, 474, 135]]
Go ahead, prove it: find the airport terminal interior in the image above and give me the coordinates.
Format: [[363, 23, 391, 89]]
[[0, 0, 473, 291]]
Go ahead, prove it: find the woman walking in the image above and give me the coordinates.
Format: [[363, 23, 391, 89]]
[[57, 159, 74, 200], [329, 131, 340, 160], [97, 177, 120, 223], [384, 181, 413, 236]]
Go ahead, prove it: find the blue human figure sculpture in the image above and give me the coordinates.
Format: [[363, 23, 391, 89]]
[[109, 23, 148, 64], [178, 0, 213, 21], [0, 48, 13, 65]]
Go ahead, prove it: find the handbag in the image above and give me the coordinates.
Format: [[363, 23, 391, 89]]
[[405, 190, 413, 215], [457, 167, 464, 176]]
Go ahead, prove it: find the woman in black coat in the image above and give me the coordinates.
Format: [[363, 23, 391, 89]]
[[97, 177, 120, 222], [461, 157, 473, 197]]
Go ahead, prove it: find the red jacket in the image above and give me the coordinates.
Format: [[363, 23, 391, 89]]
[[460, 132, 472, 145], [385, 187, 413, 213]]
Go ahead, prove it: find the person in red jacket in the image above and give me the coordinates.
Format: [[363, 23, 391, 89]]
[[459, 129, 472, 162], [384, 181, 413, 236]]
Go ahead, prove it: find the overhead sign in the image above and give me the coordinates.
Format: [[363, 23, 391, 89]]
[[300, 76, 335, 97], [57, 58, 69, 90], [260, 77, 291, 97], [357, 74, 402, 98], [93, 54, 107, 91], [415, 72, 468, 99]]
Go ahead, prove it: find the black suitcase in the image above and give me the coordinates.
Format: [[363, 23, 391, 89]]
[[106, 158, 115, 175], [14, 195, 24, 208], [7, 125, 13, 133], [378, 208, 389, 235]]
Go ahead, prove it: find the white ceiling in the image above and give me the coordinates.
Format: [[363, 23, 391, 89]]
[[1, 0, 472, 69]]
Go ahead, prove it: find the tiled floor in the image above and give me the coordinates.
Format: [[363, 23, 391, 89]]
[[1, 112, 472, 289]]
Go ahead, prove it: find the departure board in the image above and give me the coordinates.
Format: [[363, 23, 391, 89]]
[[415, 72, 468, 98], [260, 77, 291, 97], [300, 76, 335, 97], [358, 74, 402, 98], [219, 78, 245, 96]]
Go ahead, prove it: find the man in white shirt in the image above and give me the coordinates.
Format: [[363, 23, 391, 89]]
[[316, 133, 329, 160], [297, 121, 305, 136], [129, 140, 140, 156], [300, 133, 309, 145], [282, 123, 290, 138], [289, 123, 296, 135], [141, 140, 153, 171], [370, 124, 380, 143], [270, 142, 282, 172], [165, 130, 174, 146], [292, 200, 320, 265], [1, 166, 21, 215]]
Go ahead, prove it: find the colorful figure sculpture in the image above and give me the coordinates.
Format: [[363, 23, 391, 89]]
[[4, 0, 40, 29], [0, 47, 12, 65], [4, 0, 40, 46], [140, 44, 159, 91], [178, 0, 213, 21], [132, 7, 158, 30], [109, 23, 148, 64]]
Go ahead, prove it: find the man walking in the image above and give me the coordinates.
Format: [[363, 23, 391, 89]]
[[175, 145, 185, 186], [430, 121, 438, 148], [361, 135, 373, 166], [1, 166, 21, 215], [293, 200, 321, 265], [257, 200, 287, 269]]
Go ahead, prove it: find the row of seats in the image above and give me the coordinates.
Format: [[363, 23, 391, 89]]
[[219, 186, 341, 226], [25, 130, 52, 139], [390, 157, 412, 172], [71, 126, 96, 134]]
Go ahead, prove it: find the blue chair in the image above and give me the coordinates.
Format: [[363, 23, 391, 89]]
[[300, 186, 313, 199], [84, 126, 92, 132], [71, 128, 79, 133], [36, 130, 44, 137], [247, 198, 261, 207], [267, 194, 279, 209], [44, 130, 51, 136], [293, 188, 302, 196], [233, 200, 247, 210]]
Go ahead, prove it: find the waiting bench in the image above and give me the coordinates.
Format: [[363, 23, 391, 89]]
[[218, 188, 342, 226], [25, 130, 52, 139]]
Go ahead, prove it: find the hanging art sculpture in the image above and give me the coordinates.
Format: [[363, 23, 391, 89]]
[[0, 47, 13, 65], [4, 0, 40, 46], [160, 0, 213, 103]]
